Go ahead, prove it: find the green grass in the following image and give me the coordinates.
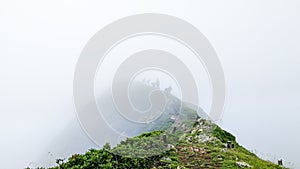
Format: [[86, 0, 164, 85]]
[[29, 109, 286, 169]]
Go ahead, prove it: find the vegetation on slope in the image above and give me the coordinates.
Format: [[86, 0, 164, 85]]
[[28, 107, 286, 169]]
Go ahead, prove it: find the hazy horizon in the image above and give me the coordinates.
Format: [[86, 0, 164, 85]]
[[0, 0, 300, 168]]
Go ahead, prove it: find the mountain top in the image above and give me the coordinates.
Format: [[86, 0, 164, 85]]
[[30, 107, 286, 169]]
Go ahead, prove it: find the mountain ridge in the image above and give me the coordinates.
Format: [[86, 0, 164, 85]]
[[28, 107, 286, 169]]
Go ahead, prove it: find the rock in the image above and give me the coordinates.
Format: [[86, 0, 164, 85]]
[[161, 157, 171, 161], [162, 134, 168, 143], [171, 127, 177, 134], [236, 161, 252, 168], [167, 144, 177, 151]]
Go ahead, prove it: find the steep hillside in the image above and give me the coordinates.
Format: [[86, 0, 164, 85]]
[[29, 108, 286, 169]]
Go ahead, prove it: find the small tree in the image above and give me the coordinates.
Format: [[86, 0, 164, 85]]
[[103, 142, 111, 150], [56, 158, 64, 167]]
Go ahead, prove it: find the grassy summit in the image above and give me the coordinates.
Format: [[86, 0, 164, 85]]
[[30, 106, 286, 169]]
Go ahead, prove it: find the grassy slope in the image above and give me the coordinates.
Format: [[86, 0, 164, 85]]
[[31, 108, 285, 169]]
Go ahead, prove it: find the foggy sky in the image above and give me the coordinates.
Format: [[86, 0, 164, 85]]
[[0, 0, 300, 168]]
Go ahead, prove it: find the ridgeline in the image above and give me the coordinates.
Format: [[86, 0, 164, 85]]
[[28, 106, 286, 169]]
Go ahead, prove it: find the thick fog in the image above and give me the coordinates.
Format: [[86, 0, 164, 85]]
[[0, 0, 300, 168]]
